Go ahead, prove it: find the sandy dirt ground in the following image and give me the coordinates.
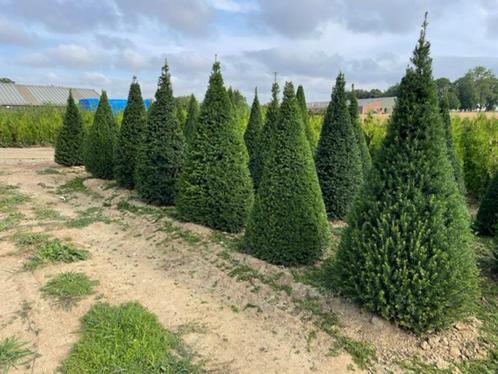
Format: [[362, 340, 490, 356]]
[[0, 148, 486, 374]]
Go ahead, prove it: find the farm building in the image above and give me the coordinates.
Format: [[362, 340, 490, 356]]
[[308, 96, 396, 114], [0, 82, 99, 107]]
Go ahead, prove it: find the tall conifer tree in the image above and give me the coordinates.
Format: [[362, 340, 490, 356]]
[[135, 61, 185, 205], [84, 91, 117, 179], [296, 85, 316, 151], [259, 81, 280, 174], [183, 94, 199, 142], [315, 73, 362, 219], [244, 88, 264, 188], [176, 62, 253, 233], [114, 77, 147, 188], [55, 91, 85, 166], [349, 85, 372, 179], [243, 82, 330, 265], [334, 16, 479, 333], [475, 171, 498, 236]]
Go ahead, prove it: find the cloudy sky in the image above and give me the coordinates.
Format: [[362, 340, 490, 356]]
[[1, 0, 497, 102]]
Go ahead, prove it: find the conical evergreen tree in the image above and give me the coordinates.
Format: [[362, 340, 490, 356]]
[[243, 82, 330, 266], [296, 85, 316, 151], [54, 91, 85, 166], [440, 93, 466, 196], [334, 16, 479, 334], [176, 62, 253, 233], [475, 171, 498, 236], [349, 85, 372, 179], [114, 77, 147, 188], [244, 88, 264, 188], [258, 81, 280, 174], [183, 94, 199, 142], [315, 73, 362, 219], [135, 61, 185, 205], [84, 91, 117, 179]]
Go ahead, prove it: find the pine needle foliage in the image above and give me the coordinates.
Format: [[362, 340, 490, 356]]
[[244, 88, 264, 188], [296, 85, 316, 151], [183, 94, 199, 142], [440, 93, 466, 196], [349, 86, 372, 179], [114, 78, 147, 188], [176, 62, 253, 233], [84, 91, 118, 179], [475, 171, 498, 236], [334, 16, 479, 334], [315, 73, 363, 219], [54, 91, 85, 166], [135, 62, 186, 205], [243, 82, 330, 266]]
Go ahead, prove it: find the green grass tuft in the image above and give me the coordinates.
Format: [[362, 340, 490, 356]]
[[0, 212, 25, 232], [24, 239, 90, 270], [0, 336, 36, 372], [60, 302, 202, 374], [36, 167, 62, 175], [0, 184, 29, 213], [65, 207, 111, 228], [41, 272, 98, 309], [34, 206, 64, 221]]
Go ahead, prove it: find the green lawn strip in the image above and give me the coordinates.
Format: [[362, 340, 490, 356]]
[[60, 302, 203, 374], [41, 272, 98, 309], [24, 239, 89, 271]]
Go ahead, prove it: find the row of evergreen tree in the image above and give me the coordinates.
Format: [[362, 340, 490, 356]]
[[54, 16, 495, 334]]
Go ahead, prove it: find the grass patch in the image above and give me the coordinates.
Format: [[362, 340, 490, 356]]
[[10, 231, 50, 254], [34, 206, 64, 221], [36, 167, 62, 175], [0, 212, 24, 232], [0, 184, 29, 213], [158, 221, 203, 246], [117, 199, 172, 221], [24, 239, 89, 271], [41, 272, 98, 309], [60, 302, 203, 374], [65, 207, 111, 228], [0, 336, 36, 372]]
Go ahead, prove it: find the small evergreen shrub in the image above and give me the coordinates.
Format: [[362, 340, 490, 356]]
[[315, 73, 362, 220], [84, 91, 118, 180], [176, 62, 253, 233], [135, 62, 186, 205], [243, 82, 330, 265], [334, 18, 479, 334], [54, 91, 85, 166], [475, 171, 498, 236], [244, 88, 264, 188], [114, 78, 147, 189]]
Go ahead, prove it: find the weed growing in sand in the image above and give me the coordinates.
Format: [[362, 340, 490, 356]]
[[34, 206, 64, 221], [60, 302, 203, 373], [41, 272, 98, 309], [23, 239, 89, 270], [36, 167, 62, 175], [0, 212, 25, 232], [0, 336, 36, 372], [0, 184, 29, 213], [65, 207, 111, 228]]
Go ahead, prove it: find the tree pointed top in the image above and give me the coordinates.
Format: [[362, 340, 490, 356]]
[[254, 86, 258, 98], [271, 81, 279, 103], [411, 12, 431, 74], [273, 72, 278, 83], [132, 75, 138, 84], [212, 61, 221, 74], [283, 81, 295, 100], [100, 90, 108, 102]]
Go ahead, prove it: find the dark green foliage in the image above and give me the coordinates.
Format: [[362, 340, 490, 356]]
[[176, 62, 253, 233], [114, 78, 147, 188], [296, 85, 316, 151], [135, 62, 186, 205], [54, 91, 85, 166], [183, 94, 199, 142], [349, 86, 372, 179], [475, 171, 498, 236], [258, 82, 280, 173], [83, 91, 118, 179], [315, 73, 363, 220], [440, 93, 466, 195], [244, 88, 264, 188], [243, 82, 330, 265], [334, 18, 479, 334]]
